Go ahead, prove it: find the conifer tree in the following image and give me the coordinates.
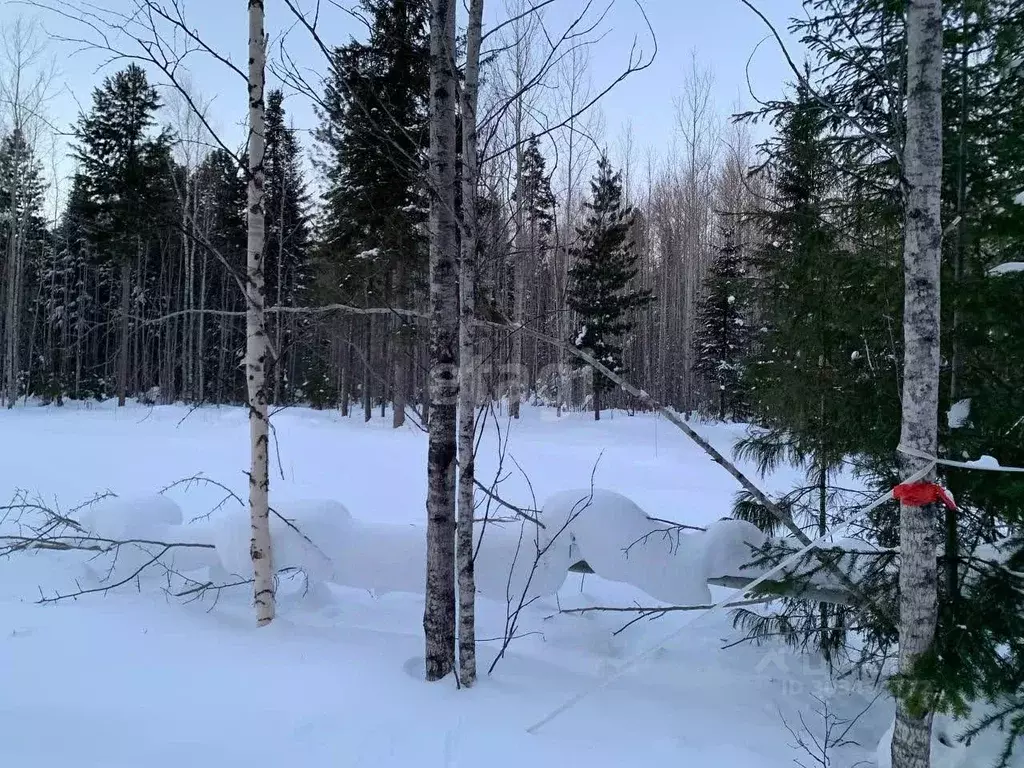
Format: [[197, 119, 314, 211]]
[[732, 84, 898, 666], [72, 64, 173, 406], [0, 127, 48, 405], [193, 148, 248, 404], [737, 3, 1024, 759], [315, 0, 429, 423], [567, 154, 651, 420], [694, 227, 750, 421], [264, 89, 311, 404]]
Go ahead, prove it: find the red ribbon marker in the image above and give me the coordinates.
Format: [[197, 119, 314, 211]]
[[893, 481, 958, 511]]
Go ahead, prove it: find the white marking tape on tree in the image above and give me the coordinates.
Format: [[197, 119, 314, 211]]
[[898, 444, 1024, 474], [525, 529, 833, 735]]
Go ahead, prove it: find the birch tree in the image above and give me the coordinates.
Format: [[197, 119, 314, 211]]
[[424, 0, 459, 681], [891, 0, 943, 765], [247, 0, 275, 627], [457, 0, 485, 687]]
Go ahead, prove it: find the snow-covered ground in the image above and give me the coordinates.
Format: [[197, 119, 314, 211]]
[[0, 401, 990, 767]]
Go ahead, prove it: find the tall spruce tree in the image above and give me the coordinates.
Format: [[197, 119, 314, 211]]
[[193, 148, 248, 404], [315, 0, 429, 423], [567, 154, 651, 420], [694, 226, 750, 421], [0, 127, 48, 406], [732, 83, 900, 666], [72, 64, 173, 406], [510, 134, 556, 401], [264, 89, 311, 404]]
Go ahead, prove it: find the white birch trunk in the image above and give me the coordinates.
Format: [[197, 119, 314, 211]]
[[891, 1, 943, 765], [457, 0, 484, 687], [246, 0, 275, 627], [424, 0, 458, 682]]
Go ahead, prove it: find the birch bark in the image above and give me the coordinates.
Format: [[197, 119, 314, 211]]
[[246, 0, 275, 627], [457, 0, 484, 687], [423, 0, 458, 682], [891, 1, 943, 765]]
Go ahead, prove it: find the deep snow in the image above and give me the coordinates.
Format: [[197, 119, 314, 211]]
[[0, 401, 1000, 767]]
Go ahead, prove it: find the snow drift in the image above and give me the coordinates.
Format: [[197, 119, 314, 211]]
[[78, 488, 768, 607]]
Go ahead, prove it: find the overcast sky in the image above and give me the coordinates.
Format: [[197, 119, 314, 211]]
[[2, 0, 803, 208]]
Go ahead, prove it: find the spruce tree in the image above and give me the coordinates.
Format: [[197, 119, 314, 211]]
[[315, 0, 429, 418], [512, 134, 556, 397], [264, 89, 311, 404], [0, 127, 48, 405], [694, 227, 750, 421], [72, 64, 173, 406], [735, 2, 1024, 757], [193, 149, 248, 404], [732, 84, 899, 666], [567, 154, 651, 420]]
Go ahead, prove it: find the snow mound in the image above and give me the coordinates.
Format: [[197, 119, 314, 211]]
[[541, 489, 765, 605], [211, 500, 351, 585], [78, 495, 183, 541], [190, 489, 771, 608]]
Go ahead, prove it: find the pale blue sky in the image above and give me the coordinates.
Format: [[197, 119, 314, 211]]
[[4, 0, 803, 200]]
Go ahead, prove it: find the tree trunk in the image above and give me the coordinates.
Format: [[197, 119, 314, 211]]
[[891, 1, 943, 765], [593, 385, 601, 421], [457, 0, 484, 687], [393, 263, 407, 429], [363, 313, 373, 422], [510, 128, 525, 420], [423, 0, 458, 683], [246, 0, 275, 627], [116, 260, 131, 407], [341, 320, 353, 417]]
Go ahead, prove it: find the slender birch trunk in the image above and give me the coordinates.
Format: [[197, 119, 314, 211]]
[[891, 1, 943, 765], [246, 0, 274, 627], [457, 0, 484, 687], [424, 0, 458, 682]]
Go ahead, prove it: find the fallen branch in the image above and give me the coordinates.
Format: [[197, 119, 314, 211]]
[[559, 597, 775, 617]]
